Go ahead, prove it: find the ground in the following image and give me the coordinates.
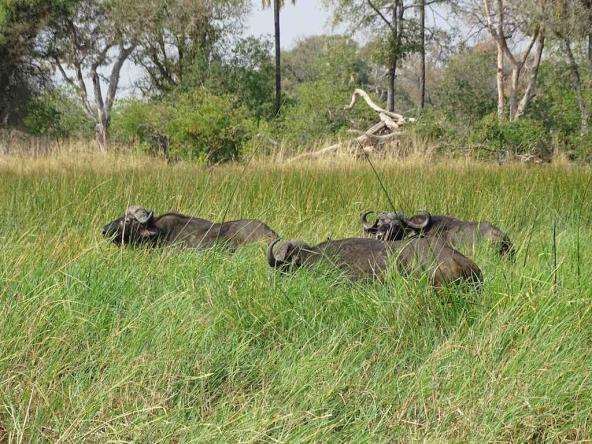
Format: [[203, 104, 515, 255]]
[[0, 152, 591, 442]]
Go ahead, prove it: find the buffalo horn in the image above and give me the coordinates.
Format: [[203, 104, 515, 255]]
[[361, 210, 378, 231], [403, 210, 431, 230], [126, 205, 153, 224], [267, 238, 283, 268]]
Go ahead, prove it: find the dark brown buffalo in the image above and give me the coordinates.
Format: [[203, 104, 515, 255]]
[[361, 210, 515, 258], [267, 237, 482, 287], [102, 205, 278, 250]]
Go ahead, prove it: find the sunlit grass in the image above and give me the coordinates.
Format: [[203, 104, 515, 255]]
[[0, 152, 591, 441]]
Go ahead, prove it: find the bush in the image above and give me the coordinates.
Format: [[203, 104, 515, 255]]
[[276, 81, 376, 148], [414, 109, 458, 141], [112, 88, 256, 163], [472, 113, 549, 155], [23, 89, 93, 138], [432, 45, 497, 123], [528, 61, 591, 138], [562, 132, 592, 161]]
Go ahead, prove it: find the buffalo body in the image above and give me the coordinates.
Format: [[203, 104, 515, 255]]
[[362, 210, 515, 258], [102, 205, 278, 250], [268, 237, 482, 287]]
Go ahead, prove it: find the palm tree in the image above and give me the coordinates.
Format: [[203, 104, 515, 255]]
[[262, 0, 295, 115], [418, 0, 425, 110]]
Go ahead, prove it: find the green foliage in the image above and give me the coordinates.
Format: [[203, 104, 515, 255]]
[[207, 37, 275, 120], [283, 35, 370, 92], [23, 88, 92, 137], [0, 0, 69, 125], [528, 61, 591, 137], [432, 45, 497, 123], [129, 0, 251, 94], [267, 35, 375, 148], [165, 89, 255, 162], [472, 113, 549, 155], [110, 98, 158, 148], [273, 81, 375, 147], [413, 109, 453, 140], [112, 88, 256, 163]]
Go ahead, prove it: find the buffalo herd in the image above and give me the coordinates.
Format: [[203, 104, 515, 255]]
[[103, 205, 515, 288]]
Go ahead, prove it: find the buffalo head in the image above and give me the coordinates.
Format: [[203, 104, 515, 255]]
[[267, 238, 313, 270], [361, 210, 431, 241], [102, 205, 159, 245]]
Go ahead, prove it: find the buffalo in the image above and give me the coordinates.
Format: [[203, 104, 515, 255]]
[[361, 210, 515, 258], [267, 236, 482, 287], [102, 205, 278, 250]]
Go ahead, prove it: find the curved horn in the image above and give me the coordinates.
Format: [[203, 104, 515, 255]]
[[361, 210, 378, 231], [126, 205, 152, 224], [403, 211, 431, 230], [267, 238, 283, 268]]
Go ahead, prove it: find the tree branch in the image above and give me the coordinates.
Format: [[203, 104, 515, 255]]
[[345, 88, 406, 122], [518, 27, 540, 67], [105, 43, 136, 113], [54, 56, 94, 120], [515, 31, 545, 119], [366, 0, 394, 29]]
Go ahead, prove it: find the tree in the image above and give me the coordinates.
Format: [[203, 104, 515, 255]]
[[546, 0, 591, 134], [584, 0, 592, 64], [282, 35, 369, 90], [262, 0, 295, 115], [210, 36, 275, 119], [129, 0, 250, 95], [418, 0, 426, 109], [481, 0, 546, 120], [432, 42, 497, 121], [326, 0, 429, 112], [40, 0, 137, 150], [0, 0, 57, 126]]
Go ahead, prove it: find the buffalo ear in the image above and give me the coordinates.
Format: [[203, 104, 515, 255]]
[[285, 241, 310, 265], [284, 241, 299, 261]]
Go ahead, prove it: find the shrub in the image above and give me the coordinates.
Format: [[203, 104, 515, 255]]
[[432, 45, 497, 123], [23, 89, 93, 138], [112, 88, 256, 163], [165, 89, 255, 162], [277, 81, 376, 148], [111, 98, 170, 155], [472, 113, 549, 155], [528, 61, 588, 137], [414, 109, 456, 141]]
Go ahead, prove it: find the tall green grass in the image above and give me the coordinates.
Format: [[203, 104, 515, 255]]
[[0, 154, 591, 442]]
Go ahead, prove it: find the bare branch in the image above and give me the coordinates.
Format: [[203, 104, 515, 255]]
[[54, 56, 94, 120], [515, 31, 545, 119], [345, 88, 406, 122], [366, 0, 394, 29], [482, 0, 500, 40], [105, 43, 136, 113], [518, 27, 540, 67]]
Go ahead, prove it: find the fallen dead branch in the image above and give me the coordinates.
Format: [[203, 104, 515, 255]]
[[287, 89, 415, 163]]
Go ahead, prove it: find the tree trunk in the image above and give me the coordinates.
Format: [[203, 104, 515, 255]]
[[95, 119, 109, 152], [387, 59, 396, 112], [564, 38, 589, 135], [418, 0, 425, 110], [515, 32, 545, 119], [508, 67, 520, 120], [274, 0, 281, 115], [386, 4, 398, 112], [496, 42, 505, 120], [588, 33, 592, 66]]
